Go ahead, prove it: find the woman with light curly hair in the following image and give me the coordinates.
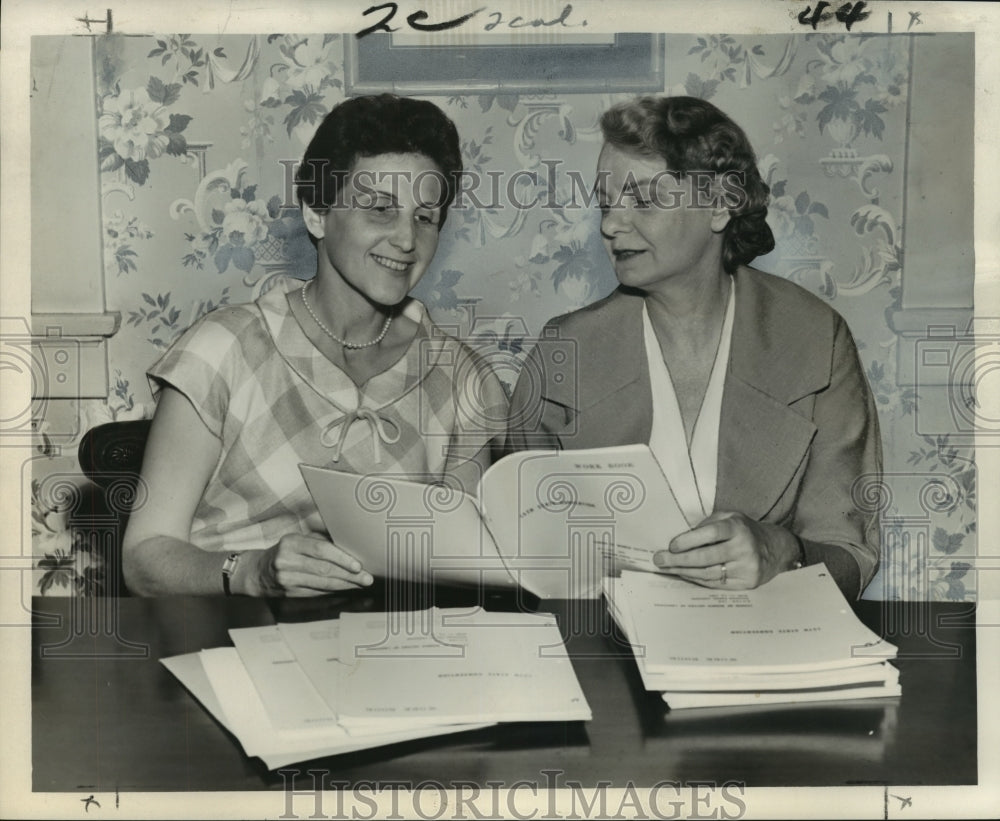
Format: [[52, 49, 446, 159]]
[[508, 96, 882, 600]]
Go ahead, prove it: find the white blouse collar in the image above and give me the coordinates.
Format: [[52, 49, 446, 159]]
[[642, 280, 736, 526]]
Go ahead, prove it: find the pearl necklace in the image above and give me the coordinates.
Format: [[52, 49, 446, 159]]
[[301, 280, 393, 350]]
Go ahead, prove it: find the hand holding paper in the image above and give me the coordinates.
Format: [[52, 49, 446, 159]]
[[246, 533, 374, 596], [653, 511, 803, 589]]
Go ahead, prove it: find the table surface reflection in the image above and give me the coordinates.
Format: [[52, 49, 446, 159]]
[[30, 585, 977, 791]]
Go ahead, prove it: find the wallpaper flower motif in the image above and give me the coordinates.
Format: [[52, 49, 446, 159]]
[[100, 87, 171, 160], [104, 210, 154, 277], [182, 187, 283, 274], [686, 35, 797, 87], [767, 183, 830, 251], [240, 99, 277, 149], [98, 78, 193, 185], [844, 205, 903, 295], [126, 289, 233, 350], [880, 429, 976, 602], [794, 34, 907, 146], [772, 94, 809, 143], [172, 157, 312, 305], [147, 35, 220, 86], [528, 203, 609, 310], [32, 480, 106, 597], [259, 34, 344, 142]]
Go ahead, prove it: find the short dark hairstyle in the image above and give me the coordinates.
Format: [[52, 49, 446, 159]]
[[600, 95, 774, 274], [295, 94, 463, 227]]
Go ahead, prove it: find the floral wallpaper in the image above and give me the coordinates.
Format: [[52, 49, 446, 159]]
[[31, 32, 976, 602]]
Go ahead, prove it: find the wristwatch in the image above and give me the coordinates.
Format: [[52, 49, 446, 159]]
[[222, 552, 241, 596]]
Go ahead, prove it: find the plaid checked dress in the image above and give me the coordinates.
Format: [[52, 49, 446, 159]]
[[148, 277, 508, 553]]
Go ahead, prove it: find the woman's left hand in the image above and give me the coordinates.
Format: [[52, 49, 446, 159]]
[[652, 511, 801, 589]]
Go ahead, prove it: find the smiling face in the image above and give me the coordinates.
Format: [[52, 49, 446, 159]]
[[595, 143, 730, 295], [303, 152, 445, 308]]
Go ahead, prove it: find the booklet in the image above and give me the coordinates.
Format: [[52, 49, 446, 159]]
[[602, 565, 902, 709], [301, 444, 690, 598], [607, 565, 897, 677], [228, 624, 338, 731], [334, 607, 592, 728], [161, 648, 492, 770], [659, 680, 901, 709], [161, 607, 592, 768]]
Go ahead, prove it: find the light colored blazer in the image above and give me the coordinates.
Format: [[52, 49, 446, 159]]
[[506, 267, 882, 599]]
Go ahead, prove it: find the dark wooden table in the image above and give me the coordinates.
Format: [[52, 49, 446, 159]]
[[31, 587, 977, 792]]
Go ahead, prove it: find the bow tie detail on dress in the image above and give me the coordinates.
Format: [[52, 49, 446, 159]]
[[320, 407, 401, 463]]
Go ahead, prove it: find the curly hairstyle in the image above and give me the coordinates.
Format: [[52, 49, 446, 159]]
[[295, 94, 463, 228], [600, 95, 774, 274]]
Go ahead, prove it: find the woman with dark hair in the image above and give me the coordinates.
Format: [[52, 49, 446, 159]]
[[123, 94, 506, 596], [507, 96, 881, 599]]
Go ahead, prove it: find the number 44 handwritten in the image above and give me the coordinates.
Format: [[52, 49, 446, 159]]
[[798, 1, 870, 31]]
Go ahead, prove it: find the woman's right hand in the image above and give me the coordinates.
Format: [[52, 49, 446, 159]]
[[242, 533, 374, 597]]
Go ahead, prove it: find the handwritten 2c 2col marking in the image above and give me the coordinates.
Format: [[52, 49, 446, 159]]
[[356, 3, 587, 39]]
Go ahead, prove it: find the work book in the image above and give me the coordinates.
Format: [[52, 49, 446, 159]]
[[301, 444, 691, 599], [161, 607, 591, 769], [334, 608, 591, 727], [604, 565, 902, 709]]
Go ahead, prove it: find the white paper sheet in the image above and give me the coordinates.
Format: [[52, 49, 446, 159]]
[[229, 625, 337, 731], [662, 681, 902, 709], [335, 608, 592, 728], [159, 652, 233, 733], [608, 566, 898, 676], [196, 647, 494, 769], [276, 619, 465, 733]]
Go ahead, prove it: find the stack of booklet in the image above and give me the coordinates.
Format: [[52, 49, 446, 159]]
[[161, 607, 591, 769], [604, 564, 901, 709]]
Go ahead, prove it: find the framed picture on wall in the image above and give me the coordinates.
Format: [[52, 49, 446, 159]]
[[344, 32, 665, 96]]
